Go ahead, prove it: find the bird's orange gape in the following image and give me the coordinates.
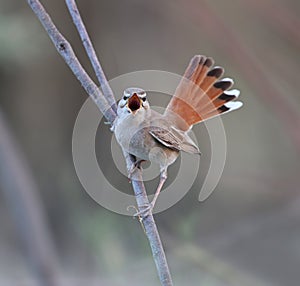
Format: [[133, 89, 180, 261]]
[[127, 93, 141, 112]]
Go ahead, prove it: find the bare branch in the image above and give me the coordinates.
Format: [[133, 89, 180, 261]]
[[245, 0, 300, 48], [26, 0, 116, 124], [65, 0, 117, 113], [26, 0, 173, 285], [132, 179, 174, 286], [123, 151, 174, 286], [0, 110, 61, 286]]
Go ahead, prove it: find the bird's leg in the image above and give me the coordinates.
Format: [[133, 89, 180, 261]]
[[149, 172, 167, 210], [134, 169, 167, 218], [128, 159, 146, 180], [122, 152, 140, 181]]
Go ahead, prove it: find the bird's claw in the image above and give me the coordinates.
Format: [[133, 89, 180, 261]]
[[127, 204, 153, 221], [133, 203, 154, 218], [128, 160, 146, 180]]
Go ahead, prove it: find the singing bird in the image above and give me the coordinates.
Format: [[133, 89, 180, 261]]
[[112, 55, 242, 214]]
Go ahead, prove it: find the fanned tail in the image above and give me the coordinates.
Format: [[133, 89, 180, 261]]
[[164, 55, 243, 131]]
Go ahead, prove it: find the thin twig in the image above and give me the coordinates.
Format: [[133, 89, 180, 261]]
[[123, 151, 174, 286], [26, 0, 173, 285], [26, 0, 116, 124], [132, 178, 174, 286], [0, 110, 61, 286], [65, 0, 117, 113], [245, 0, 300, 48]]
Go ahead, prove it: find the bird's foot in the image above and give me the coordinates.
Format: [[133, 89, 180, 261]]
[[128, 160, 146, 181], [127, 204, 153, 221], [133, 203, 154, 219]]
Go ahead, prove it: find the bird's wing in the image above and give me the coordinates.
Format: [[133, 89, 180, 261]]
[[149, 126, 200, 154]]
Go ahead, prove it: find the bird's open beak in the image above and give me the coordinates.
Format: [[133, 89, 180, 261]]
[[127, 93, 142, 113]]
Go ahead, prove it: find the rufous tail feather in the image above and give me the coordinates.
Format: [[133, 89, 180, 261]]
[[164, 55, 243, 131]]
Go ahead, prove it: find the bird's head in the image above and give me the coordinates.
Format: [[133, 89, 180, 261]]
[[117, 87, 149, 116]]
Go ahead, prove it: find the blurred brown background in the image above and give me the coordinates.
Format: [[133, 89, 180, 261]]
[[0, 0, 300, 285]]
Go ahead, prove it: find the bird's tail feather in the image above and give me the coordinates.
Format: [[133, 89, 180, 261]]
[[164, 55, 243, 131]]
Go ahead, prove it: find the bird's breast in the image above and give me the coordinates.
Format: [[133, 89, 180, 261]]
[[114, 112, 152, 160]]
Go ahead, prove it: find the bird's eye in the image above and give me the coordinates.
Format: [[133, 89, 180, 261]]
[[142, 97, 146, 102], [123, 95, 129, 100]]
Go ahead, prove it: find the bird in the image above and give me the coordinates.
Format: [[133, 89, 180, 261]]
[[112, 55, 242, 215]]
